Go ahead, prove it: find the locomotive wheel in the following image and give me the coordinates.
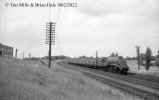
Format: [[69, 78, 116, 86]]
[[117, 70, 121, 74], [104, 67, 108, 71], [108, 67, 111, 72], [116, 68, 120, 74], [112, 66, 116, 73], [124, 70, 127, 75], [107, 66, 111, 72], [114, 66, 118, 74], [111, 67, 113, 73], [122, 69, 127, 75], [112, 66, 117, 73]]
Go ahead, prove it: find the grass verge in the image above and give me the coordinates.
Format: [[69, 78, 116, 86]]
[[0, 57, 141, 100]]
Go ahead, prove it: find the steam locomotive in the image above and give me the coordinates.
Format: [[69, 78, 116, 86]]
[[67, 56, 129, 75]]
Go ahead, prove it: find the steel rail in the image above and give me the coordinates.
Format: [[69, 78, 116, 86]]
[[58, 62, 159, 100]]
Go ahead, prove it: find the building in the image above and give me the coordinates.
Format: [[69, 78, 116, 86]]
[[0, 43, 13, 58]]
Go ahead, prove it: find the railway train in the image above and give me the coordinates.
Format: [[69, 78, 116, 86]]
[[67, 56, 129, 75]]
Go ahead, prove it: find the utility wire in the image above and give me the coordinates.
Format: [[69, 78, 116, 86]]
[[19, 33, 44, 57], [20, 0, 51, 55], [19, 0, 52, 58], [55, 0, 70, 56], [19, 0, 69, 58], [55, 0, 64, 55], [49, 0, 51, 21], [56, 9, 66, 55], [56, 0, 63, 25]]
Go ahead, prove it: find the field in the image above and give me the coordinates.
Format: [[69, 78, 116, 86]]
[[127, 60, 159, 77], [0, 56, 141, 100]]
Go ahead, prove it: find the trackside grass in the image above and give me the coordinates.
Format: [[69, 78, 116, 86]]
[[0, 57, 141, 100], [127, 60, 159, 77]]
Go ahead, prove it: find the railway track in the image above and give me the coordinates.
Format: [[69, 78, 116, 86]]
[[67, 63, 159, 90], [85, 68, 159, 90], [127, 73, 159, 84], [58, 62, 159, 100], [83, 72, 159, 100]]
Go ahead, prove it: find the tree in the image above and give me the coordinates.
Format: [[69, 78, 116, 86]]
[[110, 52, 118, 57], [140, 53, 145, 65], [110, 52, 115, 57], [145, 47, 152, 70], [115, 52, 118, 57], [157, 50, 159, 58], [155, 50, 159, 70]]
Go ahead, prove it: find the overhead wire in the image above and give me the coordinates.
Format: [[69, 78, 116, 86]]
[[19, 0, 52, 58], [56, 0, 63, 25], [49, 0, 51, 22], [55, 0, 71, 56], [56, 0, 72, 57], [19, 33, 44, 58], [55, 0, 64, 56], [19, 0, 70, 58]]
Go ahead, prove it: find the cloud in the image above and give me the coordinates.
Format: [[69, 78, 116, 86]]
[[78, 0, 159, 17], [0, 0, 159, 57], [78, 0, 134, 16]]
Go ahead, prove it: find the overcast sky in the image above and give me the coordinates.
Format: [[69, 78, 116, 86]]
[[0, 0, 159, 58]]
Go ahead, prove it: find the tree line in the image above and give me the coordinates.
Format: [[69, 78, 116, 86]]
[[111, 47, 159, 70]]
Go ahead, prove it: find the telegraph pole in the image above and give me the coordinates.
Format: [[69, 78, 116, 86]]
[[96, 51, 98, 66], [136, 46, 140, 70], [15, 49, 18, 59], [46, 22, 55, 68], [29, 53, 31, 58]]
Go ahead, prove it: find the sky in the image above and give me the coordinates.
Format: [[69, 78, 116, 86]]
[[0, 0, 159, 58]]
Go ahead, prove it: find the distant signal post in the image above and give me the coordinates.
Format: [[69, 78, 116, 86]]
[[46, 22, 55, 68]]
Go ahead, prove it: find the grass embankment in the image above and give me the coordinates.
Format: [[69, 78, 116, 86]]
[[0, 57, 140, 100], [127, 60, 159, 77]]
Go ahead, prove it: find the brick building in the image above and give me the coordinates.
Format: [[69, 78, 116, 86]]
[[0, 43, 13, 58]]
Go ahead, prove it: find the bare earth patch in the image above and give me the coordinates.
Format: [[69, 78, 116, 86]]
[[0, 57, 141, 100]]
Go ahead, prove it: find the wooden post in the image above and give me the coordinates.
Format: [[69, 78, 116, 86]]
[[29, 53, 31, 58], [96, 51, 98, 66], [46, 22, 55, 68], [136, 46, 140, 70], [48, 22, 52, 68], [15, 49, 18, 59]]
